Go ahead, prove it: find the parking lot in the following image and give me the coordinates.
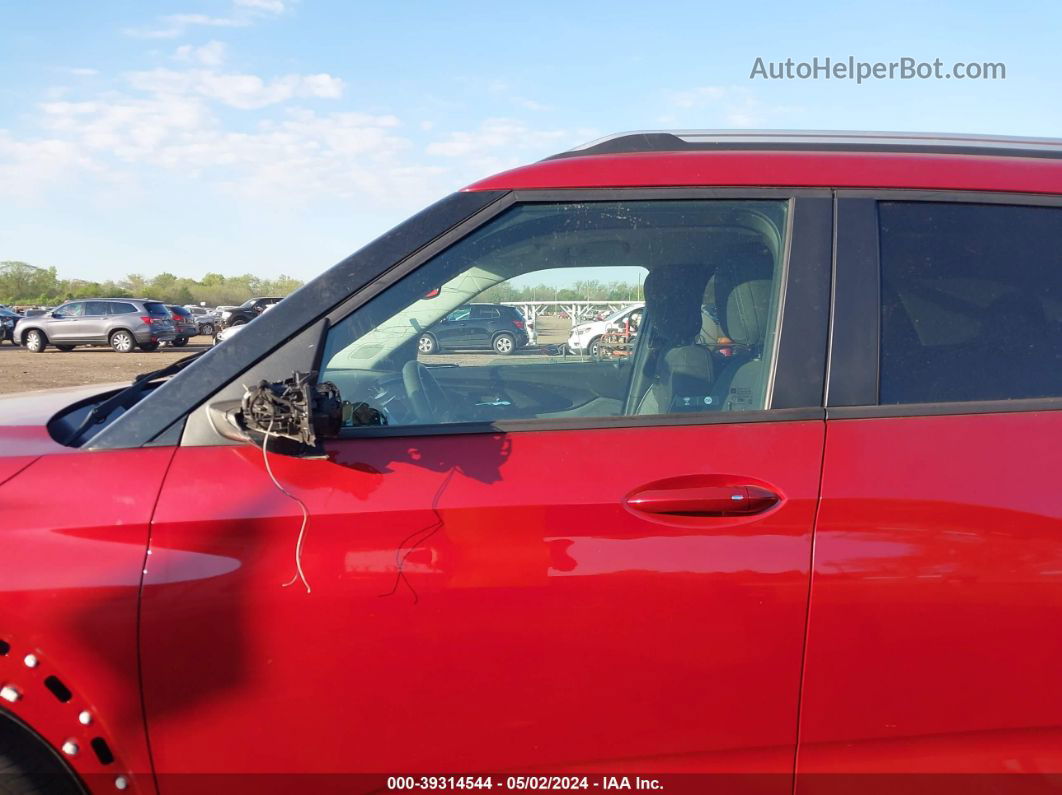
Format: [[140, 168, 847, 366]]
[[0, 318, 577, 395], [0, 336, 214, 394]]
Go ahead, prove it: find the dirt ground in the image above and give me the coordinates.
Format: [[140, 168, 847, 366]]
[[0, 318, 578, 395], [0, 337, 215, 395]]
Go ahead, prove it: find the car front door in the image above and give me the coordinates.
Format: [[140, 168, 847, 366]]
[[47, 301, 85, 343], [798, 196, 1062, 784], [141, 193, 832, 791], [432, 306, 471, 348]]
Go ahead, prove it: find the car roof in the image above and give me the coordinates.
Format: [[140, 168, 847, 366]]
[[549, 130, 1062, 159], [60, 297, 157, 303], [464, 130, 1062, 194]]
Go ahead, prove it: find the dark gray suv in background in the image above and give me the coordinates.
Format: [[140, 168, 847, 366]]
[[14, 298, 177, 353]]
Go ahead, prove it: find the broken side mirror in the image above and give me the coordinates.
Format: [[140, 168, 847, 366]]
[[208, 371, 387, 456]]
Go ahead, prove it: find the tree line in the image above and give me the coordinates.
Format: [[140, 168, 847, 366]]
[[0, 261, 643, 308], [0, 261, 303, 307]]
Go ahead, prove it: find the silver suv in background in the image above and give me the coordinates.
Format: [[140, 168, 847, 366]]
[[183, 305, 219, 336], [14, 298, 177, 353]]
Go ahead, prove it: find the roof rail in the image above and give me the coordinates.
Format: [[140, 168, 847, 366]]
[[546, 130, 1062, 160]]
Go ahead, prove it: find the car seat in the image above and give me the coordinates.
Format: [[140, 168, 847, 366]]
[[708, 255, 775, 411], [634, 264, 715, 414]]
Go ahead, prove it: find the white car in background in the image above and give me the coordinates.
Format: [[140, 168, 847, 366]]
[[212, 302, 275, 345], [566, 303, 644, 357]]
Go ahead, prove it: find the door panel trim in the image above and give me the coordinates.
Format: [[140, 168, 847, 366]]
[[337, 407, 825, 439], [828, 397, 1062, 420], [825, 198, 879, 407]]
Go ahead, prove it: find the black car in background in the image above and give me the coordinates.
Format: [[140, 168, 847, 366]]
[[0, 306, 22, 343], [218, 297, 283, 329], [417, 303, 529, 355], [166, 305, 199, 347]]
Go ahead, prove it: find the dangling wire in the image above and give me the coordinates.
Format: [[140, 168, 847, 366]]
[[260, 416, 312, 594]]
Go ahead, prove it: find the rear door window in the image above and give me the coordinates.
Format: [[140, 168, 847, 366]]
[[879, 202, 1062, 404], [84, 301, 111, 316]]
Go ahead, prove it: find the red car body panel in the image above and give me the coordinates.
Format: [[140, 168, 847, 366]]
[[0, 446, 175, 794], [797, 412, 1062, 779], [0, 383, 123, 458], [465, 151, 1062, 194], [1, 143, 1061, 791], [141, 422, 823, 789]]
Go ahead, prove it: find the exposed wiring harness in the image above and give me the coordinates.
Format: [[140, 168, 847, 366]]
[[259, 417, 313, 594]]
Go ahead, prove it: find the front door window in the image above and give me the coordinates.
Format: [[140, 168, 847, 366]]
[[320, 200, 790, 429]]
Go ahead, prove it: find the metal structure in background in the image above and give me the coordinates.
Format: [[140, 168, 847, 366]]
[[501, 300, 642, 325]]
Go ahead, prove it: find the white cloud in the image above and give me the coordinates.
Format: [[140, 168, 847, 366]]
[[5, 39, 585, 213], [234, 0, 286, 13], [427, 118, 573, 158], [425, 119, 597, 183], [169, 13, 248, 28], [663, 85, 801, 127], [514, 98, 551, 112], [668, 86, 728, 109], [124, 11, 251, 38], [0, 131, 107, 200], [124, 0, 291, 38], [26, 89, 435, 207], [298, 73, 344, 99], [125, 68, 344, 109], [174, 41, 227, 67], [40, 96, 214, 159]]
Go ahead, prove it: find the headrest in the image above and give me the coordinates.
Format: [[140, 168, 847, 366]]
[[643, 264, 710, 345], [716, 256, 774, 348]]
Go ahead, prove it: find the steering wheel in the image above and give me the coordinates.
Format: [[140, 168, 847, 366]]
[[401, 360, 454, 424]]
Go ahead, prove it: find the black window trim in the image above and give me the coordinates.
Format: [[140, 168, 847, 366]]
[[327, 187, 832, 440], [89, 189, 509, 450], [335, 407, 825, 439], [92, 187, 831, 450], [828, 189, 1062, 419]]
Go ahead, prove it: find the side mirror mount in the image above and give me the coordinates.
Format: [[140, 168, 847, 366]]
[[209, 371, 353, 457], [206, 399, 253, 444], [51, 311, 63, 318]]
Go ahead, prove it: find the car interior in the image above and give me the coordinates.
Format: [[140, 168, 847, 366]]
[[879, 201, 1062, 404], [319, 200, 789, 428]]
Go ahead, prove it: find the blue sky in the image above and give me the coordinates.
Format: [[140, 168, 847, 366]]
[[2, 0, 1060, 283]]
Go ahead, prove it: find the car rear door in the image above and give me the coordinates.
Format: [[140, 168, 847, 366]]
[[798, 195, 1062, 785], [465, 304, 502, 348], [78, 300, 112, 342], [141, 192, 832, 791]]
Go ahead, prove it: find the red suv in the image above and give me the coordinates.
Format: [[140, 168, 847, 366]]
[[3, 131, 1062, 794]]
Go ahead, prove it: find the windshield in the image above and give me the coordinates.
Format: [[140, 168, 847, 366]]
[[145, 302, 171, 317], [169, 306, 191, 316], [239, 299, 256, 309], [0, 307, 19, 317]]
